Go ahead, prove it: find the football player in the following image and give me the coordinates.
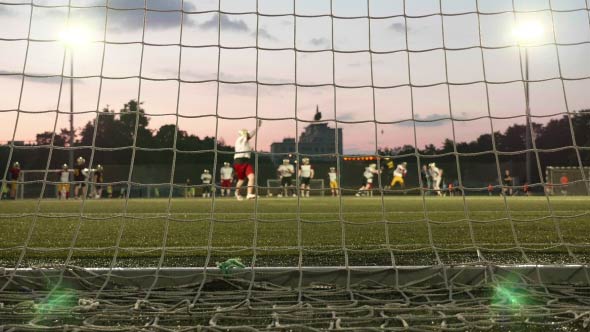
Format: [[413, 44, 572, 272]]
[[219, 162, 234, 197], [234, 121, 261, 200], [73, 157, 88, 199], [391, 161, 407, 190], [201, 169, 212, 198], [356, 163, 379, 196], [277, 159, 295, 197], [92, 164, 104, 199], [328, 166, 338, 197], [428, 163, 443, 196], [58, 163, 70, 199], [299, 157, 314, 198]]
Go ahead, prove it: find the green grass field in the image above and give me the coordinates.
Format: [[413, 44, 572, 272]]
[[1, 196, 589, 267]]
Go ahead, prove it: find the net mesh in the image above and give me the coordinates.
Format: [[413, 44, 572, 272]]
[[1, 0, 590, 330]]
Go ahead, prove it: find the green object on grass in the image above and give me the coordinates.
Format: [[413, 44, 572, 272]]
[[216, 258, 245, 275]]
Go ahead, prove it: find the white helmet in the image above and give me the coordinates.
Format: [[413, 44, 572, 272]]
[[13, 161, 20, 168], [204, 169, 210, 174], [62, 163, 68, 169], [282, 159, 290, 165], [223, 162, 230, 167], [369, 163, 377, 170], [96, 164, 104, 171], [76, 156, 85, 165], [302, 157, 310, 165], [329, 167, 336, 171], [429, 162, 435, 168], [238, 129, 249, 137]]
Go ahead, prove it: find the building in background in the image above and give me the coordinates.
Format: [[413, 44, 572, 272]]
[[270, 108, 343, 164]]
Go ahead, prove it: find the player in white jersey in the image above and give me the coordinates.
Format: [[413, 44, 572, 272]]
[[328, 167, 338, 197], [299, 158, 314, 197], [391, 162, 407, 190], [277, 159, 295, 197], [219, 162, 234, 197], [58, 163, 70, 200], [201, 169, 213, 198], [428, 162, 443, 196], [356, 163, 380, 196], [234, 121, 261, 200]]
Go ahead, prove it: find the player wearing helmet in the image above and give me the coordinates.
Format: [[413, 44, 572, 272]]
[[219, 161, 234, 197], [201, 169, 212, 198], [74, 156, 87, 199], [92, 164, 104, 199], [356, 163, 380, 197], [58, 163, 70, 199], [391, 161, 408, 191], [328, 166, 339, 197], [428, 163, 443, 196], [277, 159, 295, 197], [233, 121, 261, 200], [299, 157, 314, 198]]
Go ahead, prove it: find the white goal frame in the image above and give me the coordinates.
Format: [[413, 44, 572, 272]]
[[545, 166, 590, 196]]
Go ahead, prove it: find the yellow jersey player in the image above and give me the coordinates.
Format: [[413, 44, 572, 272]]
[[58, 163, 70, 199], [391, 162, 407, 190], [328, 167, 338, 197]]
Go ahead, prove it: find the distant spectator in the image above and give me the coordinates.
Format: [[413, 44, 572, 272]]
[[523, 183, 531, 196], [560, 174, 569, 196], [545, 180, 554, 195], [9, 161, 21, 199], [487, 183, 494, 196], [502, 169, 513, 196]]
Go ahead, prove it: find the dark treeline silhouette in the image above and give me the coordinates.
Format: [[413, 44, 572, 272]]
[[1, 100, 234, 172], [1, 102, 588, 185], [378, 110, 590, 184]]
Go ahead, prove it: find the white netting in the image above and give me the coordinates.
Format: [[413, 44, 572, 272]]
[[1, 0, 590, 330]]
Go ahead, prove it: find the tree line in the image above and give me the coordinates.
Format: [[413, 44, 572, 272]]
[[1, 99, 588, 184]]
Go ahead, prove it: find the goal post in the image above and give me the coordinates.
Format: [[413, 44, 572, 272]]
[[3, 0, 590, 330], [546, 166, 590, 196]]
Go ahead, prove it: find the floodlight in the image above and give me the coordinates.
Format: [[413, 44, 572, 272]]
[[513, 21, 544, 45], [59, 26, 90, 46]]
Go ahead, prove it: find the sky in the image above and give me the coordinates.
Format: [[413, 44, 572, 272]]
[[0, 0, 589, 153]]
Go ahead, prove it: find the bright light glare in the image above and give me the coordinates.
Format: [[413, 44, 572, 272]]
[[59, 26, 90, 46], [513, 21, 544, 44]]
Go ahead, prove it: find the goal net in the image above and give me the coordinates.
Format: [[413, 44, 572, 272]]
[[1, 0, 590, 330], [546, 166, 590, 195]]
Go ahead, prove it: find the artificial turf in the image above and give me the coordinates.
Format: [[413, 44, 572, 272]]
[[0, 196, 589, 267]]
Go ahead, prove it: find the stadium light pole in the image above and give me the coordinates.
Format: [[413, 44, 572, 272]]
[[59, 27, 89, 171], [513, 21, 543, 186]]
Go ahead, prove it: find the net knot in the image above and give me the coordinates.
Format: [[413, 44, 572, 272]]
[[77, 298, 99, 311]]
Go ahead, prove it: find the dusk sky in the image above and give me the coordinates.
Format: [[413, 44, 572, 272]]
[[1, 0, 589, 153]]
